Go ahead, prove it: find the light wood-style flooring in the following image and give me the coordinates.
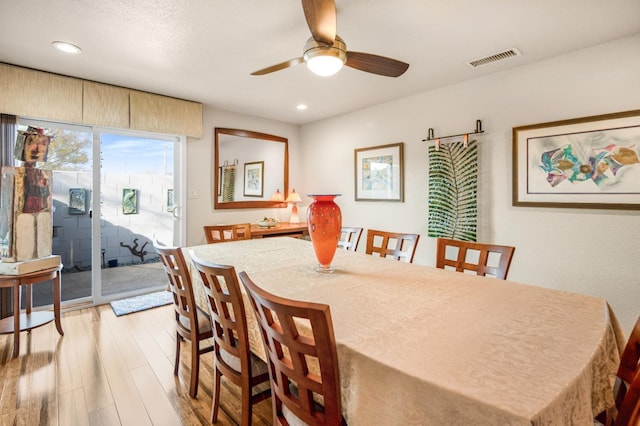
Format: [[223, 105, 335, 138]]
[[0, 304, 273, 425]]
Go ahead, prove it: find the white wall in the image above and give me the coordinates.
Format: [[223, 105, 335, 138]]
[[299, 34, 640, 335], [185, 108, 302, 246]]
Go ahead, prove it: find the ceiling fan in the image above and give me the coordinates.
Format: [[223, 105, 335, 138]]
[[251, 0, 409, 78]]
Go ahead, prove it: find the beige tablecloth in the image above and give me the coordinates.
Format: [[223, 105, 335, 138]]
[[187, 238, 623, 426]]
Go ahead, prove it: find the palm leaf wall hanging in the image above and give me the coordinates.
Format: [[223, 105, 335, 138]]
[[222, 163, 236, 202], [428, 140, 477, 241]]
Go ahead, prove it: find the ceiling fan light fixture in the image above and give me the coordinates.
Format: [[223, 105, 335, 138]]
[[305, 53, 344, 76], [303, 36, 347, 77]]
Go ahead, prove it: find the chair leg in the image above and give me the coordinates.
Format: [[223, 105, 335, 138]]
[[211, 366, 222, 423], [174, 332, 181, 376], [189, 340, 199, 398], [240, 375, 252, 426]]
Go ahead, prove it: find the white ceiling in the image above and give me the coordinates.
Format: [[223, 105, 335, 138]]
[[1, 0, 639, 125]]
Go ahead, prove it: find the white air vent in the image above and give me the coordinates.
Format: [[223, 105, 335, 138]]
[[467, 48, 522, 68]]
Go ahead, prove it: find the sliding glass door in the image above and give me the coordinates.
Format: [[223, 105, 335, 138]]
[[17, 119, 185, 307], [98, 131, 179, 300]]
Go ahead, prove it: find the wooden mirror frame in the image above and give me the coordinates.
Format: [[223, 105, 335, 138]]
[[214, 127, 289, 210]]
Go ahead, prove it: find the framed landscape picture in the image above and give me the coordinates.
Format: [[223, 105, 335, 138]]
[[513, 109, 640, 210], [243, 161, 264, 197], [354, 143, 404, 201]]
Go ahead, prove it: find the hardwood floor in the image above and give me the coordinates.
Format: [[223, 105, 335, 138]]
[[0, 304, 273, 425]]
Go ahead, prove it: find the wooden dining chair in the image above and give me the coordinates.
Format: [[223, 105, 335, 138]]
[[337, 226, 363, 251], [435, 237, 515, 280], [189, 254, 271, 425], [365, 229, 420, 263], [204, 223, 252, 244], [239, 271, 345, 426], [615, 369, 640, 425], [154, 240, 213, 398], [596, 315, 640, 425]]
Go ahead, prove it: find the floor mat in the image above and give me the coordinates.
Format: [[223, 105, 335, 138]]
[[110, 290, 173, 316]]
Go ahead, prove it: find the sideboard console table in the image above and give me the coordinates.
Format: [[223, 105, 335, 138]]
[[0, 264, 64, 358], [251, 222, 309, 239]]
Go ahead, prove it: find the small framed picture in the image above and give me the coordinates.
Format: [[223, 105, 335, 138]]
[[167, 188, 174, 212], [243, 161, 264, 197], [354, 143, 404, 201], [122, 188, 138, 214], [68, 188, 86, 215]]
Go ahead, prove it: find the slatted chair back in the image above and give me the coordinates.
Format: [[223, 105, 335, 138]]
[[204, 223, 252, 244], [436, 237, 515, 280], [337, 226, 363, 251], [189, 254, 270, 425], [365, 229, 420, 263], [154, 239, 213, 398], [239, 271, 344, 426]]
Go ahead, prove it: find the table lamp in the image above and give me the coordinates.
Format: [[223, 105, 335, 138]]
[[285, 189, 302, 223]]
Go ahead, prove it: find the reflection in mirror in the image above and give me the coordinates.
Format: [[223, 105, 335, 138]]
[[214, 128, 288, 209]]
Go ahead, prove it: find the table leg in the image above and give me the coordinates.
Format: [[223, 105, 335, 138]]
[[53, 271, 63, 336], [13, 281, 20, 358], [26, 283, 32, 315]]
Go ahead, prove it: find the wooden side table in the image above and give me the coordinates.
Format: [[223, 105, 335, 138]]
[[0, 265, 64, 358]]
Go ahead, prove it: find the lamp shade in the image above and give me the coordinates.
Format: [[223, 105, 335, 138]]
[[271, 189, 284, 202], [286, 189, 302, 203]]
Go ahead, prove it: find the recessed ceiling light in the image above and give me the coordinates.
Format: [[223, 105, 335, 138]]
[[296, 104, 308, 110], [52, 41, 82, 54]]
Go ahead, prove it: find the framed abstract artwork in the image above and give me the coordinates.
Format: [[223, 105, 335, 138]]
[[354, 143, 404, 201], [513, 109, 640, 210], [243, 161, 264, 197], [68, 188, 86, 215], [122, 188, 138, 214]]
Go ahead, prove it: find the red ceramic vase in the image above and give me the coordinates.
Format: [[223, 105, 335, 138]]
[[307, 194, 342, 272]]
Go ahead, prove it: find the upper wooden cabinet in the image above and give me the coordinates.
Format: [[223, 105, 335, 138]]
[[0, 63, 203, 138]]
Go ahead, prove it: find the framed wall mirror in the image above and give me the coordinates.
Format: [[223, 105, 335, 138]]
[[214, 127, 288, 209]]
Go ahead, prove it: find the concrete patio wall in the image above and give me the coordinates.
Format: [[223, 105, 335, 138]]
[[51, 171, 173, 271]]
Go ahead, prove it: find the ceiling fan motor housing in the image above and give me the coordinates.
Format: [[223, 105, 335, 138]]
[[303, 35, 347, 65]]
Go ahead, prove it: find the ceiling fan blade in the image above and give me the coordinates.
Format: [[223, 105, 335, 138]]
[[251, 57, 304, 76], [301, 0, 336, 45], [346, 51, 409, 77]]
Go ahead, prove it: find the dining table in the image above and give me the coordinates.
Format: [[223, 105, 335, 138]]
[[186, 237, 624, 426]]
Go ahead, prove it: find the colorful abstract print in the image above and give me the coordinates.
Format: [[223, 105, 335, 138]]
[[540, 139, 639, 189]]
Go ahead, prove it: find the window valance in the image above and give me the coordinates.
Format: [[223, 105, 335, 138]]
[[0, 63, 203, 138]]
